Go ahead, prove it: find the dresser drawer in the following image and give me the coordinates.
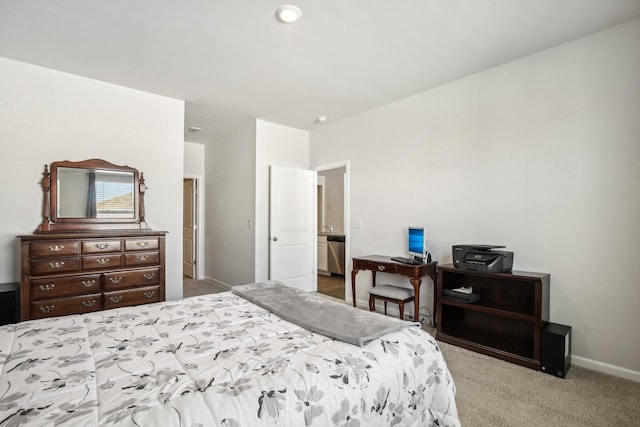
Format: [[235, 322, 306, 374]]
[[124, 252, 160, 267], [82, 239, 122, 254], [30, 241, 80, 258], [104, 286, 160, 309], [82, 254, 124, 271], [30, 257, 80, 276], [31, 294, 102, 319], [103, 267, 160, 291], [125, 237, 159, 251], [31, 274, 101, 300]]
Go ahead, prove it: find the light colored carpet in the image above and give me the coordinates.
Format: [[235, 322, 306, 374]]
[[183, 279, 640, 426], [423, 325, 640, 426], [183, 277, 230, 297]]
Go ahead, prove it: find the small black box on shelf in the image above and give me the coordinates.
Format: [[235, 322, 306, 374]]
[[0, 282, 19, 326], [541, 322, 571, 378]]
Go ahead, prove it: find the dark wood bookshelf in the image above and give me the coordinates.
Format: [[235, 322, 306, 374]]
[[436, 264, 549, 370]]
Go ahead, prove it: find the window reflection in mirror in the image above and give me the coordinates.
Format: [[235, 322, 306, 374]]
[[57, 167, 135, 219]]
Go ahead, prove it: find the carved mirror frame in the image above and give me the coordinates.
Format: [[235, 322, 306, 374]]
[[37, 159, 148, 232]]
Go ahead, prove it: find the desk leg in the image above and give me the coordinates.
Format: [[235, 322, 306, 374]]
[[351, 269, 359, 307], [409, 278, 421, 322]]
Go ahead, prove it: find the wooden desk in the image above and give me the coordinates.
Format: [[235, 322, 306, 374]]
[[351, 256, 438, 322]]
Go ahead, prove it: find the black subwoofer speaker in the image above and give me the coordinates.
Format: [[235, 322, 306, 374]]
[[541, 323, 571, 378]]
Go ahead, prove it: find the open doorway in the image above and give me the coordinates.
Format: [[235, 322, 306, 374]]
[[315, 161, 349, 301], [183, 176, 204, 280]]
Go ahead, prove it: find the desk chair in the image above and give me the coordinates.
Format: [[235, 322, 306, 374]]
[[368, 284, 414, 320]]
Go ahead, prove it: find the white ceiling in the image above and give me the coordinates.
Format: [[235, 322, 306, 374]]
[[2, 0, 640, 144]]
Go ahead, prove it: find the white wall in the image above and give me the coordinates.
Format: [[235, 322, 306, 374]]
[[309, 20, 640, 379], [184, 141, 205, 176], [204, 123, 257, 286], [0, 57, 185, 300], [255, 120, 310, 282], [319, 171, 345, 235]]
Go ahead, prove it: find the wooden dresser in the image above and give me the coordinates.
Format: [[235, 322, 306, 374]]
[[19, 231, 166, 320]]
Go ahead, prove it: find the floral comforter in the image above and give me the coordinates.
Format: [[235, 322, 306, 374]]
[[0, 291, 459, 426]]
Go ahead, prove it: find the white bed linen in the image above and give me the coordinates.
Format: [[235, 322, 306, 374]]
[[0, 292, 459, 426]]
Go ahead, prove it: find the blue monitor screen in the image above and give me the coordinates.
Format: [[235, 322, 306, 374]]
[[408, 227, 425, 257]]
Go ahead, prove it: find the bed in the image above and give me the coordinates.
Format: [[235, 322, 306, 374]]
[[0, 281, 459, 426]]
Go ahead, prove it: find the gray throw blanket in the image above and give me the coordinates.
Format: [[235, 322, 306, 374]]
[[232, 281, 420, 347]]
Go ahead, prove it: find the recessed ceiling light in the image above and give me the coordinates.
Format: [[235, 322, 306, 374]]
[[276, 5, 302, 23], [188, 126, 201, 132], [316, 115, 328, 123]]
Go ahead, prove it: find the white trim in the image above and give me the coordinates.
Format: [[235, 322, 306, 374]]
[[184, 174, 205, 280], [205, 276, 233, 290], [571, 355, 640, 383], [314, 160, 350, 303], [312, 172, 318, 292]]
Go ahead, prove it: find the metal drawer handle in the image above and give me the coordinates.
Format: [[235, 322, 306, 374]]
[[109, 276, 123, 284], [82, 280, 96, 287], [49, 262, 65, 269], [110, 296, 123, 303], [96, 258, 110, 265], [136, 241, 149, 248], [137, 255, 149, 261], [82, 299, 97, 308], [377, 265, 386, 271], [95, 242, 110, 249], [39, 305, 55, 313], [143, 290, 156, 298], [39, 284, 55, 292], [143, 273, 156, 280], [49, 245, 64, 252]]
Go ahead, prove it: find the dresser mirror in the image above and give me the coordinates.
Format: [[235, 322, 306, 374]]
[[37, 159, 148, 232]]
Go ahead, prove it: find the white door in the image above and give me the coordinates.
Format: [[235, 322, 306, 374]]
[[183, 179, 196, 278], [269, 165, 317, 292]]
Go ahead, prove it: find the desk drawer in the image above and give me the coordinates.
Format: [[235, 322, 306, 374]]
[[104, 286, 160, 309], [31, 294, 102, 319], [82, 254, 124, 271], [352, 258, 398, 274], [31, 274, 101, 300], [367, 262, 397, 274]]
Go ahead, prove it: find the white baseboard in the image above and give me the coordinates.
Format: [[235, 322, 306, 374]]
[[204, 276, 232, 290], [571, 355, 640, 383]]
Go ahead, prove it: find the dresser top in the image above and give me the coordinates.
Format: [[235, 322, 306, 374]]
[[18, 230, 167, 241]]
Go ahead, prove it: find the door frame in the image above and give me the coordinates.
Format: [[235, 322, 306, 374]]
[[184, 174, 205, 280], [314, 161, 350, 299]]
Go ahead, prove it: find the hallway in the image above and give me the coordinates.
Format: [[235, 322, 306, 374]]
[[317, 274, 345, 300]]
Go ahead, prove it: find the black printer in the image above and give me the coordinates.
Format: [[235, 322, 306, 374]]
[[452, 245, 514, 273]]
